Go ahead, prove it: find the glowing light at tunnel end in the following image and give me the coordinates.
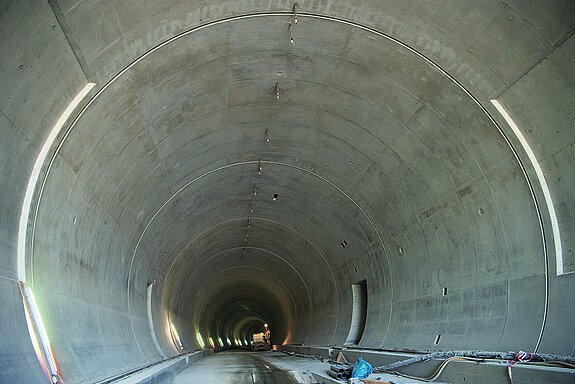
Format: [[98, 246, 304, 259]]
[[491, 99, 563, 275]]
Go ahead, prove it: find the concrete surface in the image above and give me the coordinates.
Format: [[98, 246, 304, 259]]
[[280, 346, 574, 384], [0, 1, 574, 383], [173, 351, 300, 383], [108, 351, 205, 384]]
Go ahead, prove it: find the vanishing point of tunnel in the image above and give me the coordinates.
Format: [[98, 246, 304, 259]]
[[1, 1, 574, 383]]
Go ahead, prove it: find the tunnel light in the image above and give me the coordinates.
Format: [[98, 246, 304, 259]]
[[20, 284, 60, 383], [226, 337, 232, 346], [195, 332, 205, 349], [491, 99, 563, 275], [18, 82, 96, 283], [275, 82, 281, 100], [208, 337, 215, 349], [293, 2, 299, 24], [147, 283, 167, 358], [217, 337, 224, 347], [265, 129, 270, 143], [169, 323, 184, 350]]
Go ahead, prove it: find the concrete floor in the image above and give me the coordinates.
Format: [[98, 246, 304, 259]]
[[174, 351, 302, 384], [173, 350, 448, 384]]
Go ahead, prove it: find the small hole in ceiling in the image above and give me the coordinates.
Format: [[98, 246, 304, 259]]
[[443, 287, 448, 296], [478, 208, 484, 215], [340, 240, 348, 248], [354, 267, 357, 273], [73, 217, 77, 224], [434, 334, 441, 344], [273, 193, 279, 201], [398, 247, 403, 254]]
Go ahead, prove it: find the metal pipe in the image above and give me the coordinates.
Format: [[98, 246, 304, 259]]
[[328, 370, 344, 380], [330, 365, 346, 373]]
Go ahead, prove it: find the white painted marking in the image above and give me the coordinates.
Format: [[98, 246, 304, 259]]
[[491, 99, 563, 275], [147, 282, 167, 358], [17, 82, 95, 283]]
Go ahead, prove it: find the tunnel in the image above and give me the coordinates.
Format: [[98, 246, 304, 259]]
[[1, 1, 574, 383]]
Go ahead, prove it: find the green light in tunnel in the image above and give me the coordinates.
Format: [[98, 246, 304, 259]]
[[195, 332, 205, 349], [218, 337, 224, 347]]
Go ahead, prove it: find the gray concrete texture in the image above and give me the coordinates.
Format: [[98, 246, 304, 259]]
[[0, 0, 574, 382]]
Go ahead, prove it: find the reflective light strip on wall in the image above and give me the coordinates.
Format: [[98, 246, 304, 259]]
[[491, 100, 563, 275], [17, 82, 96, 283], [147, 282, 167, 358], [195, 332, 206, 349], [169, 323, 184, 350], [20, 283, 59, 383]]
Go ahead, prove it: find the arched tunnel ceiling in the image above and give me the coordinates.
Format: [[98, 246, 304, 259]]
[[1, 1, 574, 383], [36, 11, 541, 350]]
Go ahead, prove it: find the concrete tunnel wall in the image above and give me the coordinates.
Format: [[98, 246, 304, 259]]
[[0, 1, 574, 383]]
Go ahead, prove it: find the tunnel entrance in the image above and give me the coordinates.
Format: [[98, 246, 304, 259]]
[[345, 280, 367, 346]]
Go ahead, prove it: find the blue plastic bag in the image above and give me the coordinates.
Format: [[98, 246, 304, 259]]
[[351, 357, 373, 379]]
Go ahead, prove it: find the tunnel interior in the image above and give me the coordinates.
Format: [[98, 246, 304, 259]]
[[1, 1, 574, 383]]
